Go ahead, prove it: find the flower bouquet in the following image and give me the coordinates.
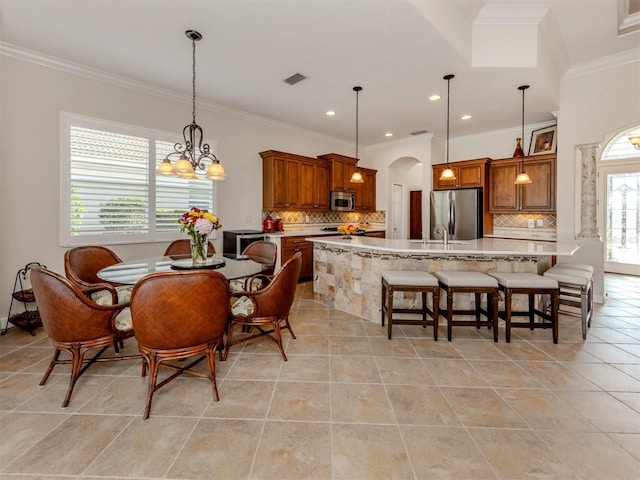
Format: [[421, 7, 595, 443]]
[[178, 207, 222, 264]]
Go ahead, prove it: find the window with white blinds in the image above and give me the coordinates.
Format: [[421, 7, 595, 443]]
[[61, 113, 215, 246]]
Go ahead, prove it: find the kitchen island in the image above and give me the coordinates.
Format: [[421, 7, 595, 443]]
[[308, 236, 580, 323]]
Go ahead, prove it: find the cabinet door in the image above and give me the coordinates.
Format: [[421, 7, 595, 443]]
[[355, 168, 376, 211], [299, 161, 316, 209], [457, 163, 483, 188], [284, 158, 300, 208], [432, 165, 458, 190], [282, 236, 312, 281], [489, 160, 519, 212], [314, 163, 330, 209], [521, 157, 556, 212]]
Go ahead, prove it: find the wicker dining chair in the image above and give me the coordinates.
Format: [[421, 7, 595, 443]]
[[229, 240, 278, 292], [29, 265, 139, 407], [163, 239, 215, 259], [64, 245, 132, 304], [130, 270, 230, 419], [224, 252, 301, 361]]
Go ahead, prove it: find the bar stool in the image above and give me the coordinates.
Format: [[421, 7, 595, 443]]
[[434, 271, 499, 342], [543, 265, 593, 339], [381, 271, 439, 340], [488, 272, 560, 343]]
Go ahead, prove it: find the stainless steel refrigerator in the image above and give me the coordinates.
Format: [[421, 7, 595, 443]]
[[430, 188, 483, 240]]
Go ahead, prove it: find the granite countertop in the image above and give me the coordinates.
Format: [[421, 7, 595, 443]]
[[307, 236, 579, 256]]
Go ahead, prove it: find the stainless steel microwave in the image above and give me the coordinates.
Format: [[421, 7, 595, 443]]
[[330, 191, 355, 211], [223, 230, 266, 259]]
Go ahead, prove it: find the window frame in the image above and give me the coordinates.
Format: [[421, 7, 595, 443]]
[[60, 112, 218, 247]]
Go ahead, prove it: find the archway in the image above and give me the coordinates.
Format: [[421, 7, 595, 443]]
[[387, 156, 422, 239]]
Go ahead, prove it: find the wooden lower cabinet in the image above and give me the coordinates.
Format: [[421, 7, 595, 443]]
[[282, 236, 314, 281], [365, 231, 386, 238]]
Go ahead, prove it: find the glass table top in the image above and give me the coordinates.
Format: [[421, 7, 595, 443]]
[[97, 255, 266, 285]]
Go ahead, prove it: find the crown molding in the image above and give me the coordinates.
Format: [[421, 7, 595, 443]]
[[449, 120, 557, 146], [564, 47, 640, 79], [0, 41, 348, 146]]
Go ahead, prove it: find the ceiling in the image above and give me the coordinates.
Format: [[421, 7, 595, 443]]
[[1, 0, 638, 146]]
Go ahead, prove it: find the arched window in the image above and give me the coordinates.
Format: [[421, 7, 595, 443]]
[[601, 126, 640, 160]]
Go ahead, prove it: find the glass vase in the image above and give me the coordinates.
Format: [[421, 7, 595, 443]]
[[190, 234, 209, 265]]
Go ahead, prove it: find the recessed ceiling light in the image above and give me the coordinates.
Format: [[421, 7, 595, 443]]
[[326, 111, 335, 116], [385, 132, 393, 137], [428, 95, 441, 101], [461, 114, 472, 120]]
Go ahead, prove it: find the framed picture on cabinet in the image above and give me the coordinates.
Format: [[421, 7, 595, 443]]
[[529, 125, 557, 156]]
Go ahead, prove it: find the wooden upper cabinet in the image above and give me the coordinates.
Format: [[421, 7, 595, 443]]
[[261, 150, 331, 211], [318, 153, 357, 191], [489, 154, 556, 213], [355, 167, 376, 211], [432, 158, 490, 190], [300, 160, 330, 210]]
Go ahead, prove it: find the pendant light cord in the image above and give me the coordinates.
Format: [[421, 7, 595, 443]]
[[354, 86, 362, 160], [191, 36, 197, 125], [446, 76, 450, 166]]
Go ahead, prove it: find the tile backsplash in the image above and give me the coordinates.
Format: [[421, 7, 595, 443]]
[[262, 210, 386, 226], [493, 213, 556, 229]]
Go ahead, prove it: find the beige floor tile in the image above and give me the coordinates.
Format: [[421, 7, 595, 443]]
[[278, 354, 330, 381], [469, 428, 580, 479], [536, 431, 640, 479], [4, 414, 132, 475], [78, 375, 149, 416], [569, 362, 640, 392], [332, 423, 414, 479], [328, 318, 367, 336], [331, 383, 395, 423], [494, 342, 554, 361], [224, 353, 283, 380], [0, 347, 52, 373], [607, 433, 640, 460], [422, 358, 490, 387], [267, 381, 330, 422], [451, 339, 509, 360], [386, 384, 459, 426], [531, 342, 603, 363], [85, 416, 197, 477], [408, 338, 462, 359], [610, 391, 640, 413], [0, 412, 68, 462], [203, 379, 274, 419], [471, 360, 543, 388], [368, 336, 419, 357], [440, 387, 528, 428], [401, 425, 495, 479], [498, 388, 598, 431], [167, 419, 263, 479], [554, 390, 640, 433], [579, 342, 640, 363], [328, 336, 373, 356], [376, 356, 435, 385], [516, 361, 600, 390], [251, 421, 332, 479], [330, 355, 381, 383], [282, 335, 329, 355]]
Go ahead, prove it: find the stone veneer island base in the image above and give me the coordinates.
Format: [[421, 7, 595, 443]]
[[308, 237, 580, 323]]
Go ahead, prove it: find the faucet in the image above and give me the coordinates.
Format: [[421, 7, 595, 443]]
[[436, 226, 449, 245]]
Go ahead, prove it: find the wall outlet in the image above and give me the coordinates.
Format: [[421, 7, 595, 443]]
[[527, 219, 535, 228], [536, 219, 544, 227]]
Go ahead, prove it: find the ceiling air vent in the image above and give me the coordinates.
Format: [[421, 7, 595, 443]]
[[284, 73, 307, 85], [410, 129, 428, 136]]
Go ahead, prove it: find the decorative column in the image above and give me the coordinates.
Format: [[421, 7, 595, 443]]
[[577, 143, 601, 239]]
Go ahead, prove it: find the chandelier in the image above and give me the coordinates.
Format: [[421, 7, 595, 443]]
[[156, 30, 226, 180]]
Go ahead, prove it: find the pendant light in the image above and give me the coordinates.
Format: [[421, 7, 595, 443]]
[[349, 86, 365, 184], [156, 30, 226, 180], [514, 85, 532, 185], [439, 74, 456, 181]]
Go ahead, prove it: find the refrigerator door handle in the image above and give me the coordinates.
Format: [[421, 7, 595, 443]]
[[449, 198, 456, 235]]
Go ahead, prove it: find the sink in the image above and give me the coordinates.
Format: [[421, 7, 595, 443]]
[[409, 240, 470, 245]]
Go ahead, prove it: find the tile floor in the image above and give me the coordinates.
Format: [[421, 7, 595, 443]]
[[1, 274, 639, 479]]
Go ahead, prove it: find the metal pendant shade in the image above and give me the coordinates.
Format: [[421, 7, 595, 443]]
[[349, 86, 365, 184], [514, 85, 532, 185], [439, 74, 456, 181], [156, 30, 226, 180]]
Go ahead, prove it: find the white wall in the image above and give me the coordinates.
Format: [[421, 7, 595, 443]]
[[0, 56, 352, 318]]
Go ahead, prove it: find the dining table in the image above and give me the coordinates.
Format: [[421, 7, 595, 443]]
[[97, 255, 266, 285]]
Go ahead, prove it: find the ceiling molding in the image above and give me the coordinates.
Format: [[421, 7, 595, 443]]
[[564, 47, 640, 79], [0, 41, 350, 147], [474, 4, 550, 25]]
